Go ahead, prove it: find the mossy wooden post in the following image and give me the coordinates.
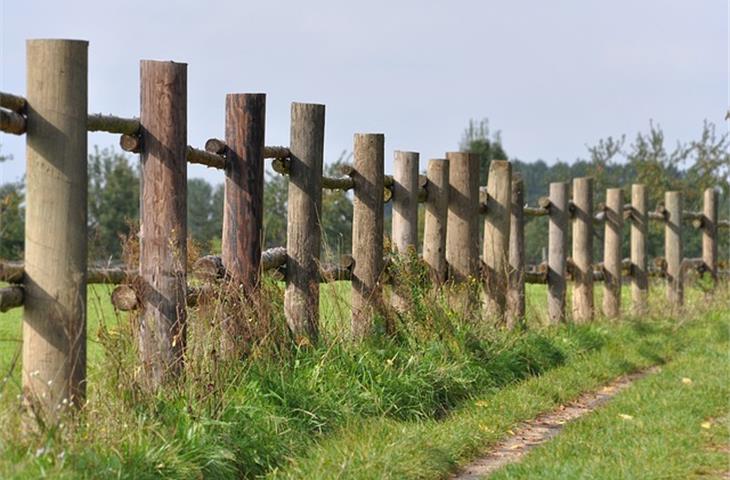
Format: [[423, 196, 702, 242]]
[[702, 188, 717, 282], [548, 181, 568, 324], [423, 158, 449, 284], [572, 177, 594, 323], [506, 173, 525, 328], [665, 191, 683, 307], [391, 150, 419, 314], [139, 60, 188, 387], [630, 184, 648, 315], [285, 103, 325, 345], [351, 134, 385, 339], [483, 160, 511, 322], [445, 152, 480, 316], [23, 39, 88, 419], [602, 188, 623, 318]]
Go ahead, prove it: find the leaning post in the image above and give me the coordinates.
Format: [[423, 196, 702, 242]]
[[572, 177, 594, 323], [23, 39, 88, 420], [483, 160, 512, 322]]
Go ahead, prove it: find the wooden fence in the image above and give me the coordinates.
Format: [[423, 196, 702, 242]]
[[1, 39, 728, 421]]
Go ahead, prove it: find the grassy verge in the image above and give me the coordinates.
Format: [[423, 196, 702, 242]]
[[491, 309, 730, 480]]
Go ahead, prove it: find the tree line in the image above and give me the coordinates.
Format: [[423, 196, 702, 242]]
[[1, 121, 727, 265]]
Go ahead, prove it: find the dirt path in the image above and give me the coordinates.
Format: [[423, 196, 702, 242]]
[[451, 366, 660, 480]]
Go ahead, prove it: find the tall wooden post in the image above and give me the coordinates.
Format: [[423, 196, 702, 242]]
[[702, 188, 718, 282], [572, 177, 594, 323], [391, 150, 419, 314], [445, 152, 480, 315], [548, 182, 568, 324], [602, 188, 623, 318], [506, 173, 525, 328], [285, 103, 325, 345], [665, 191, 683, 307], [483, 160, 511, 322], [630, 184, 648, 315], [23, 39, 88, 419], [139, 60, 188, 387], [351, 134, 385, 339], [423, 158, 449, 284]]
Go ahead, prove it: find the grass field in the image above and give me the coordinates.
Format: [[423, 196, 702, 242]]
[[0, 279, 726, 479]]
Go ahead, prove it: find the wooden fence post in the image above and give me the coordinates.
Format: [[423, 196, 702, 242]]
[[548, 181, 568, 324], [572, 177, 594, 323], [445, 152, 480, 315], [23, 39, 88, 419], [423, 158, 449, 284], [630, 184, 648, 315], [139, 60, 188, 387], [391, 150, 419, 314], [483, 160, 511, 322], [285, 103, 325, 345], [602, 188, 623, 318], [702, 187, 718, 282], [506, 173, 525, 328], [351, 134, 385, 339], [665, 191, 683, 307]]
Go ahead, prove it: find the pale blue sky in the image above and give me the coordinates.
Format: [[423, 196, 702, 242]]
[[1, 0, 728, 185]]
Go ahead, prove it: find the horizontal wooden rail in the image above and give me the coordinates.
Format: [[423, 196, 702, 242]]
[[0, 107, 26, 134], [0, 91, 27, 112], [0, 286, 23, 312], [0, 261, 128, 284]]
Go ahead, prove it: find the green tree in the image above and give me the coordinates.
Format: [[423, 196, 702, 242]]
[[187, 178, 221, 253]]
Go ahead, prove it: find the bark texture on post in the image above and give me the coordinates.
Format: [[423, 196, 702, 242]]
[[602, 188, 623, 318], [285, 103, 325, 345], [139, 60, 188, 387], [630, 184, 648, 315], [702, 188, 718, 282], [445, 152, 480, 317], [506, 173, 525, 328], [548, 182, 568, 324], [423, 159, 449, 284], [483, 160, 511, 322], [665, 191, 683, 307], [391, 150, 419, 314], [351, 134, 385, 339], [222, 94, 266, 291], [23, 39, 88, 419], [572, 177, 594, 323]]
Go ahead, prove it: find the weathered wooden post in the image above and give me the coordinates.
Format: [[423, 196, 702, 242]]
[[630, 184, 648, 315], [139, 60, 188, 387], [702, 187, 718, 282], [285, 103, 325, 344], [423, 158, 449, 284], [445, 152, 480, 316], [548, 181, 568, 324], [391, 150, 419, 314], [351, 134, 385, 339], [665, 191, 683, 307], [483, 160, 511, 322], [23, 39, 88, 419], [506, 173, 525, 328], [602, 188, 623, 318], [572, 177, 594, 323]]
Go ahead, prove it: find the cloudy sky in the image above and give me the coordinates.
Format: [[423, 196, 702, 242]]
[[1, 0, 727, 185]]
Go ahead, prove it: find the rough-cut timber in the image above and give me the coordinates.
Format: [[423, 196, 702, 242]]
[[0, 261, 127, 284], [0, 286, 23, 312], [391, 151, 419, 314], [119, 133, 141, 153], [572, 177, 594, 323], [506, 174, 525, 328], [0, 107, 26, 134], [602, 188, 623, 318], [351, 134, 385, 339], [87, 113, 140, 134], [630, 184, 648, 314], [187, 146, 226, 169], [139, 60, 188, 387], [702, 188, 717, 281], [446, 152, 480, 317], [548, 182, 568, 324], [665, 191, 683, 307], [423, 159, 449, 284], [23, 39, 88, 420], [483, 160, 512, 322], [0, 91, 27, 112], [285, 103, 325, 345]]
